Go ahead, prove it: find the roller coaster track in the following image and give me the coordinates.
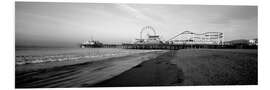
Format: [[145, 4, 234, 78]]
[[168, 31, 223, 41]]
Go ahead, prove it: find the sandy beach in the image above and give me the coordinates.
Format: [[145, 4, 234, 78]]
[[93, 50, 181, 87], [16, 49, 257, 88], [14, 3, 259, 89], [16, 50, 167, 88], [94, 49, 257, 86]]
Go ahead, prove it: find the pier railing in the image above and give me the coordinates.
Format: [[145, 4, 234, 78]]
[[81, 43, 257, 50]]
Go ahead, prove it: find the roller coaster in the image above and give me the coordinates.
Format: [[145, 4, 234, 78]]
[[81, 26, 256, 49], [167, 31, 224, 45], [134, 26, 224, 45]]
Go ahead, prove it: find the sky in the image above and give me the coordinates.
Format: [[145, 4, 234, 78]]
[[15, 2, 257, 47]]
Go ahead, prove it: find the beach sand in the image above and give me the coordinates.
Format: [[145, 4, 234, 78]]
[[16, 49, 257, 88], [172, 49, 258, 85], [16, 50, 167, 88], [93, 49, 257, 86], [93, 50, 182, 87]]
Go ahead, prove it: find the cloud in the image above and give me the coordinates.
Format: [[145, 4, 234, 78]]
[[115, 4, 164, 25], [117, 4, 149, 21]]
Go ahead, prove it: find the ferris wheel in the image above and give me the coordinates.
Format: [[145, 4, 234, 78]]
[[140, 26, 157, 40]]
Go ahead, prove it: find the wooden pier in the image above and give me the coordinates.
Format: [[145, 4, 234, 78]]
[[121, 44, 226, 50], [82, 43, 257, 50]]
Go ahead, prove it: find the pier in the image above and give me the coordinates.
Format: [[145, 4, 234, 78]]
[[80, 26, 257, 50], [100, 43, 257, 50]]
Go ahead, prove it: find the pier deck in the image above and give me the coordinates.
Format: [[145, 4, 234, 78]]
[[81, 43, 257, 50]]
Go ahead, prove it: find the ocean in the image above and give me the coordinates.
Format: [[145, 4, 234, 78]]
[[15, 47, 155, 65], [15, 47, 167, 87]]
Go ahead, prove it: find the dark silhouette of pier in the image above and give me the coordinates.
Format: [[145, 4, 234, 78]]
[[100, 44, 257, 50], [80, 26, 257, 50]]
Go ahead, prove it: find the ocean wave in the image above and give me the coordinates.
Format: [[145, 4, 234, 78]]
[[15, 51, 153, 65]]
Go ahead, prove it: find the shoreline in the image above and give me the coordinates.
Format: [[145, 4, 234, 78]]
[[16, 49, 165, 72], [16, 49, 257, 88], [92, 50, 182, 87], [16, 50, 167, 88]]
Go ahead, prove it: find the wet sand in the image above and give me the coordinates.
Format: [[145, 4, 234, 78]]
[[93, 50, 182, 87], [16, 49, 257, 88], [93, 49, 257, 86], [16, 51, 167, 88]]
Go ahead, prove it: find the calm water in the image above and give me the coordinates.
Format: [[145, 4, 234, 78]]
[[15, 48, 154, 65]]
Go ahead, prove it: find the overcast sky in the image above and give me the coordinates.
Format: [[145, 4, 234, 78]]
[[15, 2, 257, 47]]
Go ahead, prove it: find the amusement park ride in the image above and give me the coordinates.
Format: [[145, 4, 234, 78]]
[[133, 26, 224, 45], [167, 31, 224, 45], [134, 26, 162, 44], [80, 26, 256, 49]]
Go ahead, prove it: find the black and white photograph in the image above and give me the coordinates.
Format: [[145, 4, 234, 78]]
[[14, 1, 259, 88]]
